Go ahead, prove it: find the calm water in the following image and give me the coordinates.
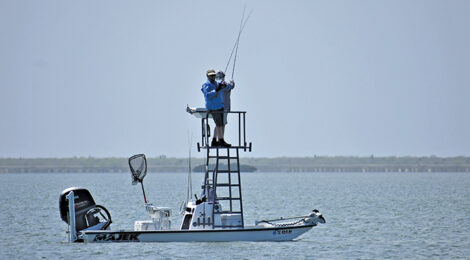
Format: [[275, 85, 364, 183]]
[[0, 172, 469, 259]]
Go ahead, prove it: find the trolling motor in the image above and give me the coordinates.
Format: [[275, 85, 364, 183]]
[[129, 154, 171, 231], [255, 209, 326, 227], [59, 187, 112, 242]]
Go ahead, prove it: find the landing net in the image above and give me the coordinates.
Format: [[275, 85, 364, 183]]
[[128, 154, 147, 185]]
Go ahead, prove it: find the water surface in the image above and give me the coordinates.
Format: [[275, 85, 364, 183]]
[[0, 172, 469, 259]]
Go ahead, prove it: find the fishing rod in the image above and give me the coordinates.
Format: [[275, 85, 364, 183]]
[[224, 6, 246, 73], [224, 8, 253, 78], [231, 10, 252, 79]]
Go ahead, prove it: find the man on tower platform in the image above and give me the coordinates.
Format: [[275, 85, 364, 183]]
[[201, 69, 231, 147]]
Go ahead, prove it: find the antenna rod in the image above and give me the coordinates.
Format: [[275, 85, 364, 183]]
[[189, 140, 192, 199], [187, 131, 193, 202]]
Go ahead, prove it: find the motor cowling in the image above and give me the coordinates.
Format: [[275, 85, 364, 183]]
[[59, 187, 112, 232]]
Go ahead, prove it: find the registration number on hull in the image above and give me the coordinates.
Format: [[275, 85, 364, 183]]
[[273, 229, 292, 235]]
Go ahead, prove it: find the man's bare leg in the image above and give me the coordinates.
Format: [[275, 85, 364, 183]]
[[213, 127, 219, 141], [218, 126, 223, 141]]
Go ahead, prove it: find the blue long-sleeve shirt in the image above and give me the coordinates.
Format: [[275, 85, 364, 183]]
[[201, 80, 224, 110]]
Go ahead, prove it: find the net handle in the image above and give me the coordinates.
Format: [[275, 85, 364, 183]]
[[141, 182, 147, 204]]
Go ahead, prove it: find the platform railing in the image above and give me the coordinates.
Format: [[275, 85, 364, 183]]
[[191, 110, 252, 152]]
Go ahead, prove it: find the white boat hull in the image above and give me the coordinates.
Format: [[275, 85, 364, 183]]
[[80, 224, 315, 243]]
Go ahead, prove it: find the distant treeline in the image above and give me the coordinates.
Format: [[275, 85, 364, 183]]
[[1, 156, 469, 173], [192, 164, 257, 172], [241, 156, 470, 173]]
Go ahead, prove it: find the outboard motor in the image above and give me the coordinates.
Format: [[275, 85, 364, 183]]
[[59, 187, 112, 242]]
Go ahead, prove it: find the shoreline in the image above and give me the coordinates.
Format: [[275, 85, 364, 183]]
[[1, 156, 469, 173]]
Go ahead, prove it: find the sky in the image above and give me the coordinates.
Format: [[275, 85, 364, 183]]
[[1, 0, 469, 158]]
